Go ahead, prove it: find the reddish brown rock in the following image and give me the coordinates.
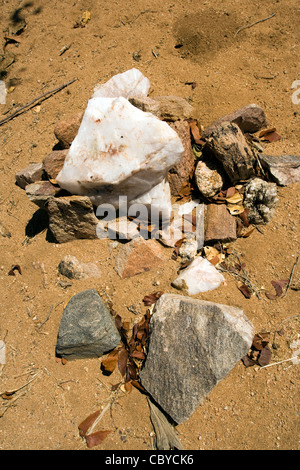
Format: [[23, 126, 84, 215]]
[[42, 149, 68, 180], [25, 181, 61, 209], [48, 196, 99, 243], [115, 238, 165, 279], [15, 163, 44, 189], [54, 112, 84, 148], [167, 120, 195, 196], [202, 104, 267, 137], [204, 204, 237, 244]]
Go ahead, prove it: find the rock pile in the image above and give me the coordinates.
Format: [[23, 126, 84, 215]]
[[14, 69, 300, 430]]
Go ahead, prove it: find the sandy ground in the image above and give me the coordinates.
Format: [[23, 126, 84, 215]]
[[0, 0, 299, 450]]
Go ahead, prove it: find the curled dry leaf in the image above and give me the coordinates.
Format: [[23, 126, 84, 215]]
[[258, 128, 281, 143], [101, 349, 119, 374], [238, 284, 252, 299], [86, 430, 112, 448], [118, 348, 129, 377], [266, 279, 289, 299], [8, 264, 22, 276], [143, 291, 163, 306]]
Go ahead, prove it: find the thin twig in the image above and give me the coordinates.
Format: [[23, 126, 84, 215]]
[[218, 265, 261, 299], [0, 79, 76, 126], [283, 255, 299, 298], [234, 13, 275, 38], [38, 305, 53, 329], [260, 355, 299, 369]]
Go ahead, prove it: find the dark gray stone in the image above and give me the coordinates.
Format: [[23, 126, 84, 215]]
[[55, 289, 121, 359], [259, 154, 300, 186], [140, 294, 254, 424]]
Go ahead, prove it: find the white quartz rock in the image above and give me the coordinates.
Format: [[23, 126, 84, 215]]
[[172, 256, 225, 295], [129, 179, 172, 220], [92, 68, 150, 99], [56, 96, 184, 208]]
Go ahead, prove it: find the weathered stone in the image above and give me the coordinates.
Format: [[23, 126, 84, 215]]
[[202, 104, 268, 137], [205, 121, 256, 184], [48, 195, 99, 243], [194, 160, 225, 198], [115, 238, 165, 279], [25, 181, 60, 209], [140, 293, 255, 423], [42, 149, 68, 180], [128, 95, 161, 117], [171, 256, 225, 295], [56, 96, 184, 209], [167, 120, 195, 197], [204, 203, 237, 243], [15, 163, 44, 189], [153, 95, 194, 121], [54, 112, 84, 149], [243, 178, 278, 225], [178, 238, 198, 262], [55, 289, 121, 359], [58, 255, 101, 280], [260, 154, 300, 186]]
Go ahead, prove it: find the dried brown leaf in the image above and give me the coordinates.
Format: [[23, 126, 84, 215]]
[[118, 349, 129, 377], [101, 349, 118, 374], [86, 430, 112, 448], [78, 410, 101, 437], [265, 291, 277, 300], [271, 279, 288, 297], [143, 291, 163, 306], [8, 264, 22, 276], [131, 350, 146, 360], [238, 284, 252, 299], [257, 345, 272, 367], [252, 333, 269, 351], [241, 354, 256, 367]]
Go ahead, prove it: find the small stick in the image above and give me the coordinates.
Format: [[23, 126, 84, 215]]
[[283, 255, 299, 297], [260, 355, 299, 369], [234, 13, 275, 39], [0, 79, 76, 126], [38, 305, 53, 329]]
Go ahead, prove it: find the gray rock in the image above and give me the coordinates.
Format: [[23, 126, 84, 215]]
[[259, 154, 300, 186], [140, 293, 255, 424], [58, 255, 101, 280], [55, 289, 121, 359], [202, 104, 268, 137], [244, 178, 278, 224], [15, 163, 44, 189], [205, 121, 256, 184]]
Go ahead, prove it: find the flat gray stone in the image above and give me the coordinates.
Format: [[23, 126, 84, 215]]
[[55, 289, 121, 359], [15, 163, 44, 189], [140, 293, 254, 424], [260, 154, 300, 186]]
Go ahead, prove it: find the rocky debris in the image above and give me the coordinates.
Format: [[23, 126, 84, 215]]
[[140, 293, 255, 424], [15, 163, 44, 189], [48, 196, 99, 243], [115, 237, 165, 279], [194, 159, 225, 198], [25, 180, 61, 209], [178, 238, 198, 262], [42, 149, 68, 180], [54, 112, 84, 149], [259, 154, 300, 186], [167, 120, 195, 197], [204, 203, 237, 244], [243, 178, 278, 224], [55, 289, 121, 359], [171, 256, 225, 295], [128, 95, 161, 117], [152, 96, 194, 122], [202, 104, 268, 137], [204, 121, 256, 183], [56, 96, 184, 209], [0, 221, 11, 238], [106, 216, 140, 240], [58, 255, 101, 280]]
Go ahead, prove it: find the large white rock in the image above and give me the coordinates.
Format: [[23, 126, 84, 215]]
[[56, 96, 184, 209], [93, 68, 150, 99]]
